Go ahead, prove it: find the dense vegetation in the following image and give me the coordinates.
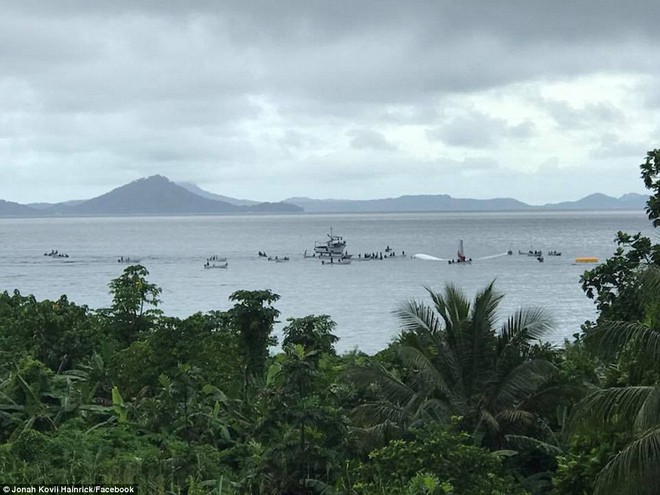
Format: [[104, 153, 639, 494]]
[[1, 149, 660, 494]]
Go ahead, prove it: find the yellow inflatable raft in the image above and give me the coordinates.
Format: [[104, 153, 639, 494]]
[[574, 257, 599, 263]]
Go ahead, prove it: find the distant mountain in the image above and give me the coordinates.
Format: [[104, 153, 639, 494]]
[[177, 182, 259, 206], [285, 192, 649, 213], [0, 178, 648, 217], [285, 194, 530, 213], [543, 193, 649, 211], [27, 200, 85, 210], [0, 200, 39, 216], [52, 175, 243, 215]]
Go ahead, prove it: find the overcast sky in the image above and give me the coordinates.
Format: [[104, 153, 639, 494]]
[[1, 1, 658, 204]]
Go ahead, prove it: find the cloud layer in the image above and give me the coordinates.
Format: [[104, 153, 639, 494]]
[[1, 1, 658, 203]]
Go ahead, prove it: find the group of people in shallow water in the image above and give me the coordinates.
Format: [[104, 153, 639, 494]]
[[44, 249, 69, 258], [267, 256, 290, 261], [359, 250, 405, 260], [448, 258, 472, 264]]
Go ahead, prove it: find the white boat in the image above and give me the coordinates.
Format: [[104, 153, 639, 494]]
[[519, 249, 543, 257], [204, 262, 228, 269], [117, 256, 141, 263], [321, 258, 351, 265], [207, 255, 227, 262], [314, 228, 347, 257]]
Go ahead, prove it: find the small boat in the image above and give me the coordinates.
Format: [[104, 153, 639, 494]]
[[207, 255, 227, 262], [204, 262, 228, 269], [537, 256, 544, 262], [268, 256, 290, 262], [117, 256, 141, 263], [44, 250, 69, 258], [519, 249, 543, 257], [547, 251, 562, 256], [322, 258, 351, 265]]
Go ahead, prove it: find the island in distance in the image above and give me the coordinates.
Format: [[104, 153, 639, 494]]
[[0, 174, 650, 217]]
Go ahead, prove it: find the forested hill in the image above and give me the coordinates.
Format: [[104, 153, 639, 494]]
[[284, 192, 649, 213]]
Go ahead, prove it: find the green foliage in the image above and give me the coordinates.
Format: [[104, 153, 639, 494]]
[[112, 311, 241, 398], [352, 282, 563, 451], [580, 149, 660, 323], [551, 433, 625, 495], [236, 323, 348, 494], [0, 421, 234, 490], [227, 289, 280, 393], [105, 264, 162, 347], [641, 149, 660, 227], [0, 290, 100, 371], [580, 232, 660, 322], [352, 422, 526, 495], [282, 314, 339, 357]]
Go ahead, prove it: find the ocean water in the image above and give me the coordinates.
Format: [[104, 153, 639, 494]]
[[0, 211, 655, 354]]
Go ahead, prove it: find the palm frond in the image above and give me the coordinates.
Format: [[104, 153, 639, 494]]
[[471, 281, 504, 334], [594, 426, 660, 495], [395, 300, 442, 336], [634, 386, 660, 432], [504, 434, 564, 456], [348, 420, 402, 450], [397, 345, 457, 402], [477, 408, 501, 437], [570, 386, 656, 432], [499, 307, 554, 352], [638, 265, 660, 307], [351, 402, 407, 428], [349, 360, 416, 407], [585, 320, 660, 362], [415, 398, 455, 422], [492, 360, 559, 410], [427, 283, 471, 335]]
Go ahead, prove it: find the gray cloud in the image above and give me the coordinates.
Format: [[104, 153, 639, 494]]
[[426, 112, 536, 149], [541, 99, 626, 131], [347, 129, 397, 151], [0, 0, 658, 203]]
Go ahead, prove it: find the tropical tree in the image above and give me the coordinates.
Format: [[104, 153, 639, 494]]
[[353, 281, 560, 449], [580, 149, 660, 323], [564, 149, 660, 493], [227, 289, 280, 397], [236, 316, 347, 494], [570, 265, 660, 494], [103, 265, 162, 347]]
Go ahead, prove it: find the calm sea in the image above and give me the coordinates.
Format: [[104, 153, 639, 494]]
[[0, 211, 655, 354]]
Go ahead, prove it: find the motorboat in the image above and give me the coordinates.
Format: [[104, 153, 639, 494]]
[[547, 251, 562, 256], [321, 258, 351, 265], [314, 228, 347, 258], [207, 255, 228, 262], [519, 250, 543, 257], [44, 250, 69, 258], [204, 262, 228, 269], [268, 256, 290, 262], [117, 256, 140, 263]]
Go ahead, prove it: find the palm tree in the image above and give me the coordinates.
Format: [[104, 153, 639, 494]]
[[353, 281, 559, 449], [571, 266, 660, 494]]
